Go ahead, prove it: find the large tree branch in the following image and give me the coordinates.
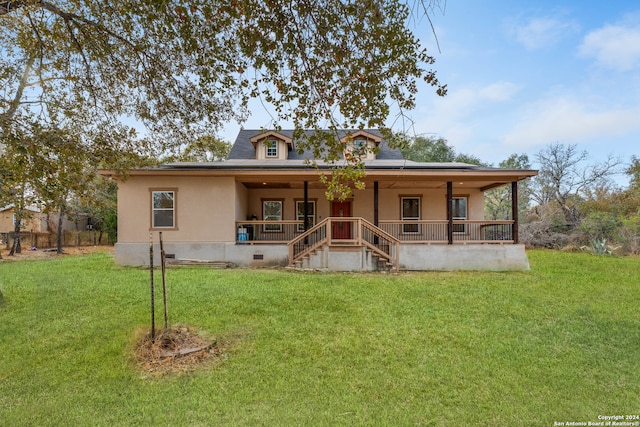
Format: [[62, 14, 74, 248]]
[[0, 0, 26, 16], [3, 1, 142, 53], [0, 55, 35, 128]]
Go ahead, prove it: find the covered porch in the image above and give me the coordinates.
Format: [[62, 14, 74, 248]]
[[233, 167, 533, 271]]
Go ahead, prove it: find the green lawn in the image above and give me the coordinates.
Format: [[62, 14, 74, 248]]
[[0, 250, 639, 426]]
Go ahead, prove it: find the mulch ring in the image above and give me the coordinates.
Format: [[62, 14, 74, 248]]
[[134, 325, 224, 376]]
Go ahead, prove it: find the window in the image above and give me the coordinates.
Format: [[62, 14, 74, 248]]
[[452, 197, 467, 233], [265, 140, 278, 157], [263, 200, 283, 232], [401, 197, 420, 233], [353, 139, 367, 154], [295, 200, 316, 232], [152, 190, 176, 228]]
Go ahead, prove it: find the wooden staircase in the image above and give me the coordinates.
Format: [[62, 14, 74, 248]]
[[288, 217, 399, 272]]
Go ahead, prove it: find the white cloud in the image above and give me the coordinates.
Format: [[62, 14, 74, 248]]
[[502, 98, 640, 150], [408, 82, 520, 161], [511, 16, 579, 50], [421, 81, 519, 121], [411, 82, 518, 140], [580, 23, 640, 71]]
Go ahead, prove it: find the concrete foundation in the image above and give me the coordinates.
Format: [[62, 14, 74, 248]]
[[114, 242, 289, 268], [114, 242, 530, 271], [398, 243, 529, 271]]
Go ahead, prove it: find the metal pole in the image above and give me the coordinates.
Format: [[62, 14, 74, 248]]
[[447, 181, 453, 245], [159, 232, 169, 330], [149, 233, 155, 339], [511, 181, 519, 244]]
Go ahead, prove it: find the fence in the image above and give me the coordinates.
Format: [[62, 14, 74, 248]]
[[1, 231, 112, 250]]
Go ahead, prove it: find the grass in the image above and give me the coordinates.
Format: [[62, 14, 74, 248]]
[[0, 249, 639, 426]]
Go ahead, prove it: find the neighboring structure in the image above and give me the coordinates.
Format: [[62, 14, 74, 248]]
[[0, 204, 47, 234], [100, 129, 537, 271]]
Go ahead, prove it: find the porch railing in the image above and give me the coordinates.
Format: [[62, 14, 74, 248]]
[[236, 219, 515, 244], [235, 220, 304, 243], [287, 217, 399, 271], [378, 220, 515, 243]]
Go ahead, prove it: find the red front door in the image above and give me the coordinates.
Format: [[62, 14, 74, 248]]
[[331, 201, 351, 240]]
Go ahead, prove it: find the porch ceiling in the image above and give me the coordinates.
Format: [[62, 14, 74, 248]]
[[240, 178, 514, 191], [98, 163, 535, 192]]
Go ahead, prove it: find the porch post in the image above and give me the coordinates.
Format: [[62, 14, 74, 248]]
[[373, 181, 379, 226], [511, 181, 519, 244], [304, 181, 309, 231], [447, 181, 453, 245]]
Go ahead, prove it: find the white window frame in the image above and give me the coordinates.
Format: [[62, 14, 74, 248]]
[[295, 200, 316, 232], [452, 196, 467, 234], [353, 139, 367, 152], [151, 190, 176, 229], [265, 140, 278, 158], [401, 196, 420, 234], [263, 200, 283, 232]]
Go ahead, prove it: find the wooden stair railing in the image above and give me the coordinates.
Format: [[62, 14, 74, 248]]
[[288, 217, 400, 272], [359, 218, 400, 272], [288, 218, 329, 267]]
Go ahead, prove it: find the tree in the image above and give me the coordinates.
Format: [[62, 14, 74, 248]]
[[164, 136, 232, 163], [78, 176, 118, 244], [1, 0, 447, 199], [576, 158, 640, 253], [627, 155, 640, 190], [34, 126, 93, 253], [401, 135, 486, 165], [485, 154, 532, 220], [0, 126, 41, 255], [531, 143, 622, 229], [1, 117, 141, 254]]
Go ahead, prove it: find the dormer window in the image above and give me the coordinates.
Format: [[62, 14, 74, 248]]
[[353, 139, 367, 154], [250, 131, 293, 160], [265, 140, 278, 157], [341, 131, 382, 161]]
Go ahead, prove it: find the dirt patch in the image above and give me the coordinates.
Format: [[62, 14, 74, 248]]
[[133, 325, 227, 377], [0, 245, 114, 262]]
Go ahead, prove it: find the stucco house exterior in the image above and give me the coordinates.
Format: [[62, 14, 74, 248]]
[[100, 129, 537, 271], [0, 204, 47, 234]]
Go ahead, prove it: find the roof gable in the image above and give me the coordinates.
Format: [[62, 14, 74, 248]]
[[249, 131, 294, 150], [0, 204, 41, 213], [228, 129, 404, 161], [340, 129, 382, 144]]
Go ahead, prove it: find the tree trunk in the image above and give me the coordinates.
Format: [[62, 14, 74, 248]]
[[57, 202, 65, 254], [9, 220, 22, 256]]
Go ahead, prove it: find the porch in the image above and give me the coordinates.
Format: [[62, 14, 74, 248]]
[[234, 173, 527, 271], [235, 217, 521, 271]]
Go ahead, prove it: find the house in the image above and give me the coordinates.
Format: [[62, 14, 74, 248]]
[[99, 129, 538, 271], [0, 204, 47, 234]]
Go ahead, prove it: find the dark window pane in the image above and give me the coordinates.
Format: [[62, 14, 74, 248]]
[[402, 198, 420, 218], [154, 210, 174, 227]]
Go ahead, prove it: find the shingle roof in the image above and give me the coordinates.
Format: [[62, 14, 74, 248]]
[[142, 129, 535, 178], [227, 129, 405, 161]]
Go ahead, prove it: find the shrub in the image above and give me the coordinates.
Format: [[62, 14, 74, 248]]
[[617, 216, 640, 255], [581, 238, 619, 256], [579, 211, 620, 242], [520, 220, 569, 249]]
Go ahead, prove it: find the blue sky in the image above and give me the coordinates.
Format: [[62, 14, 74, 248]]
[[221, 1, 640, 185]]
